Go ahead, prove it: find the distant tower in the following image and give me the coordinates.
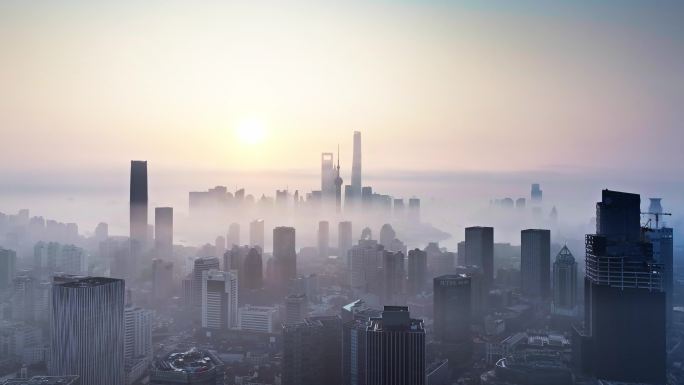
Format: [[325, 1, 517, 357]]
[[521, 229, 551, 300], [318, 221, 330, 259], [382, 251, 405, 303], [130, 161, 148, 262], [407, 249, 427, 295], [227, 222, 240, 248], [50, 277, 125, 385], [433, 274, 471, 343], [464, 227, 494, 288], [273, 227, 297, 288], [552, 245, 577, 317], [335, 147, 344, 213], [243, 247, 263, 290], [531, 183, 542, 202], [352, 131, 362, 198], [282, 316, 342, 385], [192, 257, 220, 316], [338, 221, 353, 260], [366, 306, 425, 385], [321, 153, 335, 205], [249, 220, 265, 250], [154, 207, 173, 259], [645, 198, 673, 329], [285, 293, 308, 324]]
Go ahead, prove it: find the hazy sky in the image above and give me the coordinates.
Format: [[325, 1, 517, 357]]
[[1, 1, 683, 175]]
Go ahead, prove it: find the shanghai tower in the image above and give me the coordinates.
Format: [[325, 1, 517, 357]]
[[130, 161, 148, 262]]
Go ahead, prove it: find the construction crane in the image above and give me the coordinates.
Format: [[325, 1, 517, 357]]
[[641, 212, 672, 229]]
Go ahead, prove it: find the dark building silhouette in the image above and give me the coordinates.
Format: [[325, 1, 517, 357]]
[[335, 150, 344, 212], [433, 274, 471, 343], [465, 226, 494, 288], [273, 227, 297, 288], [407, 249, 427, 295], [366, 306, 425, 385], [531, 183, 542, 202], [351, 131, 362, 201], [574, 190, 666, 384], [282, 316, 342, 385], [130, 160, 148, 263], [382, 251, 405, 303], [154, 207, 173, 259], [552, 245, 577, 317], [243, 247, 263, 290], [321, 152, 336, 205], [645, 198, 674, 329], [520, 229, 551, 300]]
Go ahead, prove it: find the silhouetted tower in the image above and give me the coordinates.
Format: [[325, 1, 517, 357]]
[[352, 131, 362, 199], [321, 153, 335, 205], [154, 207, 173, 259], [552, 245, 577, 316], [433, 274, 471, 343], [335, 146, 344, 213], [273, 227, 297, 288], [407, 249, 427, 295], [465, 227, 494, 288], [521, 229, 551, 300], [130, 161, 148, 262], [338, 221, 353, 260]]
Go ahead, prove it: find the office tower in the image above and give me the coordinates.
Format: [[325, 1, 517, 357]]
[[227, 222, 240, 247], [318, 221, 329, 258], [285, 293, 308, 324], [361, 187, 373, 209], [366, 306, 425, 385], [464, 227, 494, 286], [383, 251, 405, 303], [457, 241, 465, 266], [243, 247, 263, 290], [124, 304, 153, 360], [530, 183, 542, 202], [575, 190, 665, 384], [151, 258, 174, 301], [335, 151, 344, 212], [433, 275, 471, 343], [59, 245, 86, 275], [95, 222, 109, 241], [50, 277, 125, 385], [238, 305, 277, 333], [348, 239, 384, 291], [552, 246, 577, 317], [352, 131, 362, 198], [151, 348, 224, 385], [644, 197, 673, 329], [130, 161, 148, 258], [341, 300, 382, 385], [407, 249, 427, 295], [520, 229, 551, 300], [393, 199, 405, 219], [338, 221, 353, 260], [215, 236, 226, 260], [154, 207, 173, 259], [273, 227, 297, 287], [408, 198, 421, 223], [0, 248, 17, 290], [283, 315, 342, 385], [321, 152, 336, 204], [192, 257, 220, 314], [379, 224, 395, 249], [201, 269, 238, 330], [249, 219, 265, 250]]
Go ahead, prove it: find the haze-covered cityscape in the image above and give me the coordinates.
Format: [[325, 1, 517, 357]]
[[1, 2, 684, 385]]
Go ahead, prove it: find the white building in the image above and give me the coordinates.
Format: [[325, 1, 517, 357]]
[[238, 305, 277, 333], [202, 269, 238, 330], [124, 305, 153, 360]]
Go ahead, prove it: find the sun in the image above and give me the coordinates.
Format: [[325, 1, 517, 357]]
[[235, 118, 267, 145]]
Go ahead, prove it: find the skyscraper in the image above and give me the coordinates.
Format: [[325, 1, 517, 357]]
[[575, 190, 665, 384], [645, 198, 674, 329], [321, 152, 335, 204], [192, 257, 220, 315], [130, 161, 148, 260], [408, 198, 421, 223], [0, 248, 17, 291], [50, 277, 125, 385], [318, 221, 329, 258], [227, 222, 240, 248], [243, 247, 263, 290], [433, 274, 471, 343], [407, 249, 427, 295], [151, 258, 174, 301], [552, 246, 577, 317], [335, 150, 344, 212], [531, 183, 542, 202], [341, 300, 381, 385], [348, 239, 384, 292], [154, 207, 173, 259], [282, 316, 342, 385], [273, 226, 297, 288], [351, 131, 362, 199], [520, 229, 551, 300], [124, 304, 153, 361], [285, 293, 308, 324], [366, 306, 425, 385], [338, 221, 353, 260], [249, 219, 265, 250], [201, 269, 238, 330], [464, 227, 494, 287], [382, 250, 405, 303]]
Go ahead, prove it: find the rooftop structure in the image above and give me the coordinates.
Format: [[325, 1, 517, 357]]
[[151, 348, 224, 385]]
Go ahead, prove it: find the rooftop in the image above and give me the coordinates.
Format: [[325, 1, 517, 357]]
[[56, 276, 121, 288], [153, 347, 222, 374], [2, 376, 80, 385]]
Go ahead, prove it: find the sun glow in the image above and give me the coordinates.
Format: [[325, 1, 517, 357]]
[[235, 118, 267, 145]]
